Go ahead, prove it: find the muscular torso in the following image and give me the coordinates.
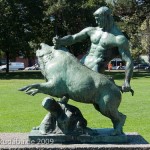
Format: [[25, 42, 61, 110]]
[[81, 27, 122, 72]]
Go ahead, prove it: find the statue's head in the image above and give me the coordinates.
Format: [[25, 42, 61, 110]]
[[93, 6, 114, 31], [36, 43, 54, 57], [36, 43, 55, 77], [42, 97, 61, 113]]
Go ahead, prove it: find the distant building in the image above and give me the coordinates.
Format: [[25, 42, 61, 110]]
[[0, 56, 37, 67], [16, 57, 36, 67]]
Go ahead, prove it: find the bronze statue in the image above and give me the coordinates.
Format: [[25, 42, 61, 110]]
[[19, 7, 134, 140], [34, 97, 88, 135], [53, 6, 133, 93], [20, 43, 126, 135]]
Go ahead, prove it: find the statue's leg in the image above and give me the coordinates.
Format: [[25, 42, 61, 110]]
[[59, 95, 69, 103], [19, 81, 57, 96], [109, 111, 126, 135], [39, 112, 56, 135], [94, 96, 126, 135]]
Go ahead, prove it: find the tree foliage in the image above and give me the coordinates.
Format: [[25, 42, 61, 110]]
[[42, 0, 106, 56], [0, 0, 150, 70], [43, 0, 150, 59], [106, 0, 150, 60], [0, 0, 44, 72]]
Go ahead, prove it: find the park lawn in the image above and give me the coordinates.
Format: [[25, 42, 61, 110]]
[[0, 72, 150, 143]]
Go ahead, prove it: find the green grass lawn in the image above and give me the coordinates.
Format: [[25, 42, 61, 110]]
[[0, 72, 150, 143]]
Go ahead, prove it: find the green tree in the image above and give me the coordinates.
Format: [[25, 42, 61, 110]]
[[106, 0, 150, 61], [43, 0, 150, 59], [0, 0, 44, 72], [43, 0, 106, 56]]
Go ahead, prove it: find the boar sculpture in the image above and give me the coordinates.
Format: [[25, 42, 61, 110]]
[[20, 43, 126, 135]]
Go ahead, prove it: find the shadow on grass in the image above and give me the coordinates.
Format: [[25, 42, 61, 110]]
[[0, 71, 149, 80]]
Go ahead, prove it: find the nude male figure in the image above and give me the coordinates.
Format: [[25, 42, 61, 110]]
[[53, 6, 133, 93]]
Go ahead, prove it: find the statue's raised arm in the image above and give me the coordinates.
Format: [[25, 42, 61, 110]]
[[52, 27, 92, 48]]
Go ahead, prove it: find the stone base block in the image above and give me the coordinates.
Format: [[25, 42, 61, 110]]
[[0, 131, 149, 149], [29, 128, 128, 144]]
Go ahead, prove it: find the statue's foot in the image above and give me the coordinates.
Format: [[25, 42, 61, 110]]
[[59, 96, 69, 104], [32, 126, 40, 130], [111, 113, 126, 136], [111, 128, 123, 136], [39, 129, 47, 135], [83, 127, 98, 136], [39, 123, 52, 135]]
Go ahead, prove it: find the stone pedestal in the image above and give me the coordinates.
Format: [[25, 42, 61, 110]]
[[0, 131, 149, 150], [29, 128, 128, 144]]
